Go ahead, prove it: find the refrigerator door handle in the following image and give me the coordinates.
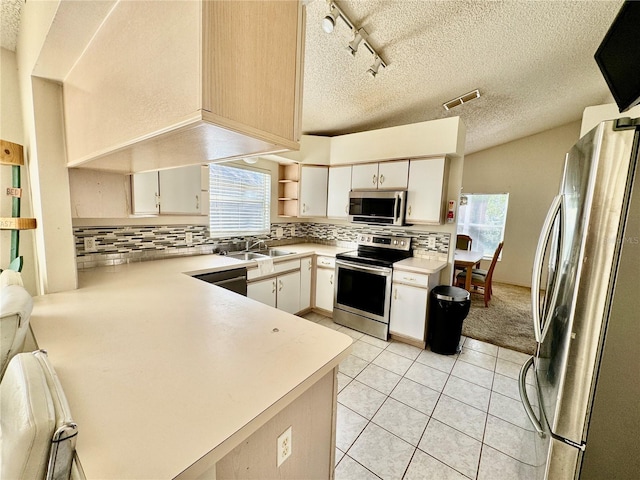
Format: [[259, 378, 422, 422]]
[[531, 194, 563, 342], [519, 356, 544, 436]]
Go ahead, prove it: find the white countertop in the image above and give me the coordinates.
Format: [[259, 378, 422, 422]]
[[393, 256, 448, 275], [29, 246, 352, 479]]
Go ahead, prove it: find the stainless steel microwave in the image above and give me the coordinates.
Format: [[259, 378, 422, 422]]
[[348, 190, 407, 226]]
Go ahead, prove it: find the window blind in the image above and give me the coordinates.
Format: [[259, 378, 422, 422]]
[[209, 164, 271, 237]]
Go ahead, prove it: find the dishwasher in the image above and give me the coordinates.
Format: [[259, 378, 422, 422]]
[[193, 267, 247, 296]]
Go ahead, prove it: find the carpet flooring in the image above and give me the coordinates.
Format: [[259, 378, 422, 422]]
[[461, 282, 536, 355]]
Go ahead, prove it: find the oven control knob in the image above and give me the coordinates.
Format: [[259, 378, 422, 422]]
[[393, 240, 398, 245], [400, 241, 405, 246]]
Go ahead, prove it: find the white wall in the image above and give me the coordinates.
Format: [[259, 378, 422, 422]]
[[16, 0, 78, 294], [462, 121, 581, 287], [0, 47, 37, 294]]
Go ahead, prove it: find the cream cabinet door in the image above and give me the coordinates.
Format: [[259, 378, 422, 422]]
[[406, 158, 447, 224], [327, 166, 352, 218], [351, 163, 379, 190], [377, 161, 409, 189], [159, 165, 202, 215], [299, 166, 328, 217], [389, 283, 428, 341], [131, 171, 160, 215], [277, 271, 301, 314], [315, 268, 335, 312], [299, 256, 313, 311], [247, 278, 276, 308]]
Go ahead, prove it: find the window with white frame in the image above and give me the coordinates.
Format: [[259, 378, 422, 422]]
[[208, 163, 271, 237], [457, 193, 509, 259]]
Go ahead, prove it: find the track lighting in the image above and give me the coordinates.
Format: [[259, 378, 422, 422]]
[[367, 56, 382, 77], [322, 5, 339, 33], [347, 28, 367, 56], [321, 1, 388, 76]]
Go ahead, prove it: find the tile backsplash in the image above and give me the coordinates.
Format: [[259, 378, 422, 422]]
[[74, 223, 449, 269]]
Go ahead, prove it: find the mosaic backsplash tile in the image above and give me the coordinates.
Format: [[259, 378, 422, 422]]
[[74, 223, 449, 269]]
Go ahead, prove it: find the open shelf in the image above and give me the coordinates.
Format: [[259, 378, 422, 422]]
[[278, 164, 299, 218]]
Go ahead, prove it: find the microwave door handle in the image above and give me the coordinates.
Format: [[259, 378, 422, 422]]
[[394, 194, 400, 223], [531, 194, 562, 343]]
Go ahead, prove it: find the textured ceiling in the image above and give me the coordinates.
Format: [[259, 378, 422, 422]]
[[2, 0, 624, 155], [0, 0, 24, 52], [302, 0, 623, 153]]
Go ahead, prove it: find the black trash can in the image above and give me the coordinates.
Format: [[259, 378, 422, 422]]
[[428, 286, 471, 355]]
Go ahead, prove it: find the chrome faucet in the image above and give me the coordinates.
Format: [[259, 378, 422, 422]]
[[245, 239, 267, 251]]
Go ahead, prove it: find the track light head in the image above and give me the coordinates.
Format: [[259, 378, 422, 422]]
[[347, 28, 367, 56], [322, 4, 339, 33], [367, 56, 382, 77]]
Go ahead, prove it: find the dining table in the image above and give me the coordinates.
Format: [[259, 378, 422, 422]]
[[454, 249, 484, 291]]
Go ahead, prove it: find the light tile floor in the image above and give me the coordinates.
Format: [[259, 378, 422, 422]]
[[303, 313, 540, 480]]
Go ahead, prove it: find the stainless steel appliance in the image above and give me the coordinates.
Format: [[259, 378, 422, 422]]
[[520, 118, 640, 479], [348, 190, 407, 226], [193, 267, 247, 296], [334, 234, 412, 339]]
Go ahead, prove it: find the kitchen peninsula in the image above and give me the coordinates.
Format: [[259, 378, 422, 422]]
[[29, 252, 353, 479]]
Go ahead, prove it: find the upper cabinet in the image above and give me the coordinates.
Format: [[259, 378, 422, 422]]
[[132, 165, 206, 216], [299, 166, 328, 218], [327, 166, 352, 219], [63, 1, 305, 173], [351, 161, 409, 190], [406, 157, 449, 224]]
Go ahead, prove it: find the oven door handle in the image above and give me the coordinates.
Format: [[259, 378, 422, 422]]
[[336, 260, 392, 275]]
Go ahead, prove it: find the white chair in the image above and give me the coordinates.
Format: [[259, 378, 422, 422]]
[[1, 283, 34, 380], [0, 350, 78, 480]]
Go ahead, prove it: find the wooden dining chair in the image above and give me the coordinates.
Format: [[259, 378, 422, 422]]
[[456, 241, 504, 307], [456, 234, 473, 251]]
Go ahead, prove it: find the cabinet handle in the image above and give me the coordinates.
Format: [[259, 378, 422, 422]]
[[345, 204, 349, 214], [272, 281, 276, 294], [408, 205, 412, 216], [379, 174, 385, 184], [403, 276, 417, 282], [329, 274, 333, 285], [394, 288, 397, 300], [308, 261, 312, 270], [278, 280, 283, 292], [155, 193, 160, 208], [302, 203, 307, 213], [372, 174, 377, 186], [195, 194, 199, 210]]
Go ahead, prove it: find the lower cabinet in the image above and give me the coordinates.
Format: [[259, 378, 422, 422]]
[[389, 269, 438, 346], [299, 255, 313, 312], [315, 257, 335, 312], [247, 270, 301, 314]]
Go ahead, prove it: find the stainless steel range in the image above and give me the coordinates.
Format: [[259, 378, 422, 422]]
[[334, 234, 412, 340]]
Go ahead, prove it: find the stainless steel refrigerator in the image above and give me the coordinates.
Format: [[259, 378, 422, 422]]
[[520, 118, 640, 479]]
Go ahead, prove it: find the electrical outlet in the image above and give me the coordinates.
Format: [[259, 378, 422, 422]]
[[84, 237, 97, 252], [185, 232, 193, 245], [289, 226, 295, 237], [427, 237, 436, 249], [277, 426, 292, 467], [275, 227, 284, 238]]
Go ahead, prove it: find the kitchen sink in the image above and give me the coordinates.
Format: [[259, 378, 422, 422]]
[[267, 249, 295, 257], [225, 251, 269, 260]]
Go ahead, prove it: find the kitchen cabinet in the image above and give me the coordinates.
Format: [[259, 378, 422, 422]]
[[247, 271, 301, 314], [389, 269, 438, 347], [247, 259, 302, 314], [406, 157, 448, 224], [315, 256, 335, 313], [299, 256, 313, 312], [63, 0, 305, 173], [327, 166, 352, 219], [131, 165, 204, 215], [278, 164, 300, 218], [351, 161, 408, 190], [299, 166, 328, 217]]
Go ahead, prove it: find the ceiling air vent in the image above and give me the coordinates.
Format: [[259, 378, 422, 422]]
[[443, 89, 481, 111]]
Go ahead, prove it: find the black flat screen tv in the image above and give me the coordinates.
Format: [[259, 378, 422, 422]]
[[594, 1, 640, 113]]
